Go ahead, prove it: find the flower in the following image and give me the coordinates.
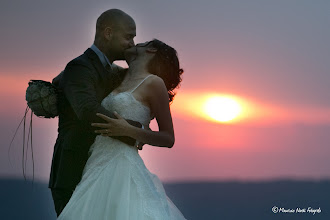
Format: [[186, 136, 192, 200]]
[[40, 86, 50, 98]]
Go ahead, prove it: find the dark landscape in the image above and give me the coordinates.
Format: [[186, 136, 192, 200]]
[[1, 178, 329, 219]]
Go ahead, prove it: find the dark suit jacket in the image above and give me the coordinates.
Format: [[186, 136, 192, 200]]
[[48, 48, 140, 190]]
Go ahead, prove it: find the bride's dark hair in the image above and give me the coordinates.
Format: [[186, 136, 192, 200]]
[[147, 39, 184, 103]]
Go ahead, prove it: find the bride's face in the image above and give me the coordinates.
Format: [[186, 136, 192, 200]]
[[124, 41, 152, 64]]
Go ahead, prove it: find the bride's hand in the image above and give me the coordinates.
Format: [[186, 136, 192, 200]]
[[92, 112, 132, 137]]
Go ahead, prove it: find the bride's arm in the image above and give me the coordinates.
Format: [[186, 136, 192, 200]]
[[93, 76, 175, 148], [126, 76, 174, 148]]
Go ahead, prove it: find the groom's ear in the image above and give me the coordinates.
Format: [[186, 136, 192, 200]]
[[104, 27, 113, 40], [146, 47, 157, 54]]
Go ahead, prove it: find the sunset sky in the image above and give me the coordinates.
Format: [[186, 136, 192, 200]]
[[1, 0, 330, 183]]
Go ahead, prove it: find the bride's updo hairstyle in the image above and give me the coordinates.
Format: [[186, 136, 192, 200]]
[[147, 39, 184, 103]]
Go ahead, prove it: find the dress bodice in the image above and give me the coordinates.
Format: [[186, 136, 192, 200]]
[[88, 75, 154, 155], [101, 74, 154, 126], [101, 91, 153, 126]]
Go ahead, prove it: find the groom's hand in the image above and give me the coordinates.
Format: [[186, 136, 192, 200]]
[[92, 112, 131, 137]]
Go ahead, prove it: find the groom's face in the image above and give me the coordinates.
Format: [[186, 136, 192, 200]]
[[109, 20, 136, 60]]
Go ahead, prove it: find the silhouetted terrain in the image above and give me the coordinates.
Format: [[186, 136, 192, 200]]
[[0, 178, 329, 219]]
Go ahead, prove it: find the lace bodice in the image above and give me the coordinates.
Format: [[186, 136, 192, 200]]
[[101, 74, 154, 125], [87, 75, 154, 156], [101, 91, 153, 126]]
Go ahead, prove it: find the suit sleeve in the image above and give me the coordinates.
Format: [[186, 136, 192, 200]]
[[61, 61, 114, 123]]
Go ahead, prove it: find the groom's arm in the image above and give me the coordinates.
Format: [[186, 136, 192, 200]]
[[56, 61, 141, 145], [60, 62, 114, 122]]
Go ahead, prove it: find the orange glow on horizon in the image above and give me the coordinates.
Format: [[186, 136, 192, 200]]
[[171, 91, 330, 125], [1, 73, 330, 126]]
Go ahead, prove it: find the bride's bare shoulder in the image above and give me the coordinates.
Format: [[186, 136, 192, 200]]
[[145, 75, 166, 88], [143, 75, 168, 102]]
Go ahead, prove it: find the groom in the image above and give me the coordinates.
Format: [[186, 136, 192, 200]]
[[49, 9, 142, 216]]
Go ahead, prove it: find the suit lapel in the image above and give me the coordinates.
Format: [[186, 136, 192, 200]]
[[84, 48, 119, 95], [85, 48, 109, 80]]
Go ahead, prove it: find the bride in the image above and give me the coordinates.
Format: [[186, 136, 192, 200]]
[[57, 39, 186, 220]]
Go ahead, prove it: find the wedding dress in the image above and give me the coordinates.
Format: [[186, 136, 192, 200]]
[[58, 75, 187, 220]]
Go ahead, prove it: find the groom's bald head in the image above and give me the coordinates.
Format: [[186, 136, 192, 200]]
[[95, 9, 135, 41], [94, 9, 136, 62]]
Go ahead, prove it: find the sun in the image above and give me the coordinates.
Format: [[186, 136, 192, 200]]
[[204, 96, 242, 122]]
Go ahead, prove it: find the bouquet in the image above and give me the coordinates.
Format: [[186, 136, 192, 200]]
[[25, 80, 58, 118], [9, 79, 58, 184]]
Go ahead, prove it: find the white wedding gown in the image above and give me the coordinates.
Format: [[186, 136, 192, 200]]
[[58, 76, 187, 220]]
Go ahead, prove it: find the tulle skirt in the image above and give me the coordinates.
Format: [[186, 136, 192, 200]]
[[57, 136, 186, 220]]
